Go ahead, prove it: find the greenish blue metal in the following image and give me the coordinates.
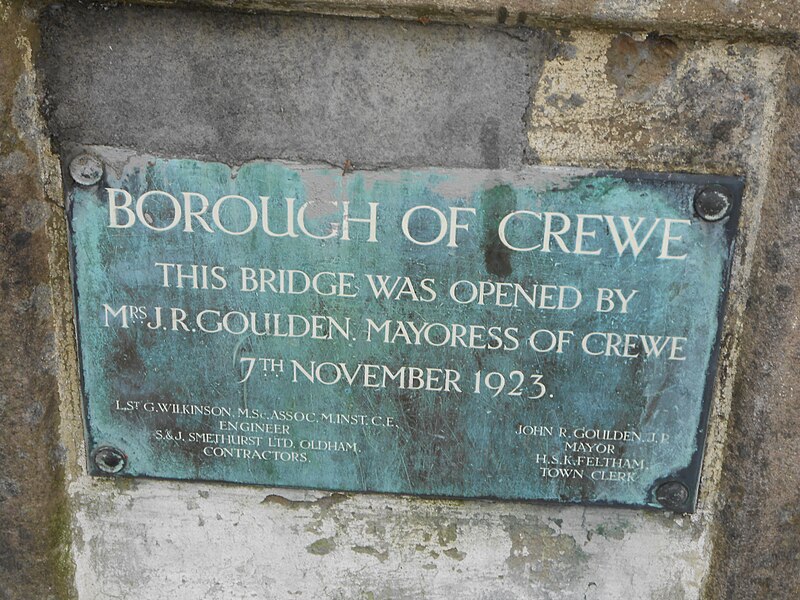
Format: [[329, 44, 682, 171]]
[[66, 148, 742, 511]]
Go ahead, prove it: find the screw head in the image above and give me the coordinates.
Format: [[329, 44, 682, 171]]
[[656, 481, 689, 510], [69, 154, 104, 186], [93, 446, 126, 474], [694, 185, 732, 222]]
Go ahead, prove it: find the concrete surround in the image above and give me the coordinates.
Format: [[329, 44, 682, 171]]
[[1, 1, 799, 598]]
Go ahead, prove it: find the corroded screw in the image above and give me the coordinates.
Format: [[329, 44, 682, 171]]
[[69, 154, 104, 186], [93, 446, 126, 474], [694, 185, 732, 222], [656, 481, 689, 510]]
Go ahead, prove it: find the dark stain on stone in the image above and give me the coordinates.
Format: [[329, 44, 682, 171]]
[[605, 33, 682, 102], [443, 547, 466, 561], [545, 93, 585, 109], [261, 492, 349, 510], [766, 242, 784, 272], [0, 478, 21, 502], [479, 118, 501, 169], [524, 146, 541, 165], [787, 83, 800, 107], [593, 522, 627, 541], [503, 515, 588, 581], [496, 6, 508, 24], [306, 537, 336, 556], [788, 134, 800, 156], [437, 522, 458, 546], [710, 119, 737, 143], [352, 545, 389, 562], [775, 284, 792, 301], [10, 230, 31, 249], [481, 185, 516, 277], [545, 36, 577, 62]]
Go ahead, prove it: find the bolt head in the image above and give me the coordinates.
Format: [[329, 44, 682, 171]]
[[656, 481, 689, 510], [93, 446, 126, 474], [69, 154, 104, 186], [694, 185, 732, 222]]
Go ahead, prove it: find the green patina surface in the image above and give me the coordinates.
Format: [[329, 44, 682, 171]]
[[67, 149, 740, 510]]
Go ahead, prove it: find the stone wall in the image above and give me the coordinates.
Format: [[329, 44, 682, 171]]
[[0, 2, 73, 598], [0, 0, 798, 598]]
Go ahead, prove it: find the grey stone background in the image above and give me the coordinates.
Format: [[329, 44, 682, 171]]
[[0, 1, 798, 598], [41, 7, 546, 170]]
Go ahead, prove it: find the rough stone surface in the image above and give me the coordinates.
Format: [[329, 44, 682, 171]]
[[40, 5, 549, 170], [0, 0, 798, 598], [95, 0, 800, 43], [69, 483, 710, 599], [523, 28, 800, 598], [0, 2, 73, 599], [527, 30, 784, 176], [36, 4, 736, 600], [527, 33, 790, 518], [35, 5, 791, 600], [705, 53, 800, 600]]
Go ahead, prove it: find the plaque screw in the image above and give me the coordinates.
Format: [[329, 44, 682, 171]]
[[93, 446, 126, 474], [694, 185, 732, 222], [69, 154, 104, 186], [655, 481, 689, 510]]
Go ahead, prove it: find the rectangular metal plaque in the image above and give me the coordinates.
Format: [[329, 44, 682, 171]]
[[66, 147, 742, 511]]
